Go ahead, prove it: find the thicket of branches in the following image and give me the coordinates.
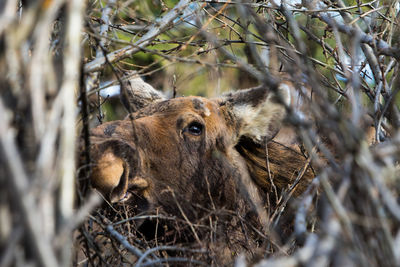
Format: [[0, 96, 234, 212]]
[[1, 0, 400, 266]]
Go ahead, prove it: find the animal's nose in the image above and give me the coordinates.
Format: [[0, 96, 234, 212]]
[[89, 140, 137, 203], [91, 151, 129, 202]]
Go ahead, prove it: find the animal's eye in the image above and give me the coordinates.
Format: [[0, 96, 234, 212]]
[[187, 122, 203, 136]]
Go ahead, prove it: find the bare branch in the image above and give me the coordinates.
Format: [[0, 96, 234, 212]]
[[84, 0, 194, 73]]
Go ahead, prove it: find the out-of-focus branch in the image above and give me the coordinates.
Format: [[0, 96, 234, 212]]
[[0, 0, 18, 35], [0, 99, 58, 267], [200, 26, 273, 85], [317, 13, 400, 60], [29, 0, 65, 139], [58, 0, 86, 265]]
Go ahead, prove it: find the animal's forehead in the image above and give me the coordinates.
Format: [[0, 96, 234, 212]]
[[133, 96, 216, 118]]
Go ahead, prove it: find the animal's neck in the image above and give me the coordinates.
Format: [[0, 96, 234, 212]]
[[235, 131, 315, 201]]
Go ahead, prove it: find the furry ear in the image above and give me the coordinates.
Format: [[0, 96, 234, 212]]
[[224, 82, 292, 142], [120, 76, 166, 113]]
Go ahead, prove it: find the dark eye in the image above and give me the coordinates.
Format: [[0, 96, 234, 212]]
[[187, 122, 203, 136]]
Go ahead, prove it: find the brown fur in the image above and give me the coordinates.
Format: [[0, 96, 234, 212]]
[[78, 82, 316, 264], [83, 82, 316, 216], [84, 87, 313, 217], [236, 136, 314, 198]]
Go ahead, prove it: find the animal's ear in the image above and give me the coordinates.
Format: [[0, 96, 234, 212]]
[[120, 76, 167, 113], [222, 82, 292, 142]]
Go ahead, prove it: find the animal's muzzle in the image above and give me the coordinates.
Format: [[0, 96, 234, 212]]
[[89, 139, 139, 203]]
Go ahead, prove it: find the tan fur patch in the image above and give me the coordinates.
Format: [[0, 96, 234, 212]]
[[91, 150, 124, 195]]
